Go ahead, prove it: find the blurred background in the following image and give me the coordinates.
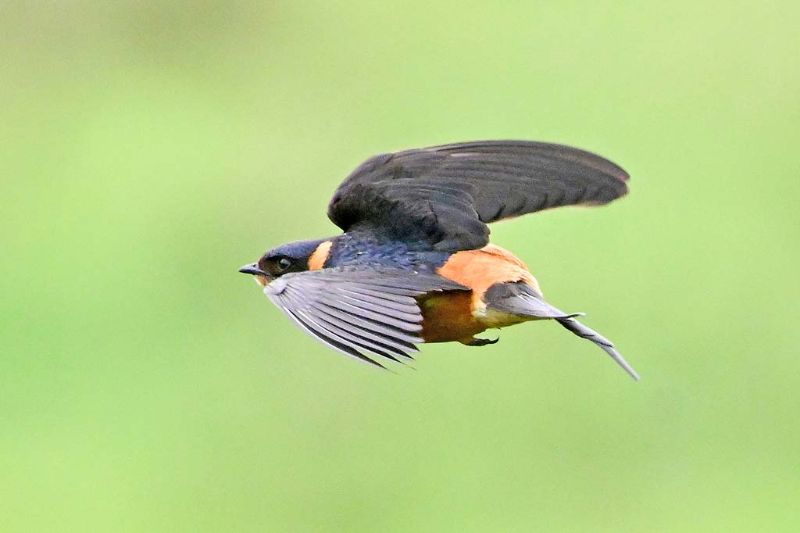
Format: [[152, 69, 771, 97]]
[[2, 2, 799, 531]]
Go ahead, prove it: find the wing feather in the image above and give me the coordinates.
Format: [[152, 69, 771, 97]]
[[328, 140, 629, 251], [265, 267, 468, 367]]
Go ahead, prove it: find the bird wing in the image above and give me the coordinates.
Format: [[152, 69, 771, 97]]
[[264, 267, 468, 367], [328, 140, 629, 251]]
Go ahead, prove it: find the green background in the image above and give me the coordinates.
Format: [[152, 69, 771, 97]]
[[2, 2, 799, 531]]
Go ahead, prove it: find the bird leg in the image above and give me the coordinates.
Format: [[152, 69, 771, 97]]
[[460, 333, 500, 347]]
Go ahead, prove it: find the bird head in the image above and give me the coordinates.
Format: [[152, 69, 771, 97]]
[[239, 238, 329, 286]]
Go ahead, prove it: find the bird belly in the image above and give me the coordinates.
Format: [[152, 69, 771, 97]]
[[418, 291, 485, 343], [418, 291, 531, 343], [420, 244, 540, 343]]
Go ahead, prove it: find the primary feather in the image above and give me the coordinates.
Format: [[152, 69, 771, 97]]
[[328, 140, 629, 251]]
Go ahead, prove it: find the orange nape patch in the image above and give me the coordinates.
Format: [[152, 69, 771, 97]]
[[436, 244, 539, 313], [307, 240, 333, 270]]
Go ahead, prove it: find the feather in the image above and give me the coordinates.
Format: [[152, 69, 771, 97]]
[[328, 140, 629, 251], [264, 267, 468, 366]]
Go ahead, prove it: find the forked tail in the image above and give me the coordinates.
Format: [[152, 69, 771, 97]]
[[556, 316, 640, 381], [484, 281, 640, 380]]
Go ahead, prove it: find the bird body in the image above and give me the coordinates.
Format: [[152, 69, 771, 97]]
[[240, 140, 639, 380], [424, 244, 538, 343]]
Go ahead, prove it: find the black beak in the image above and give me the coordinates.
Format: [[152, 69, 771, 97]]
[[239, 263, 267, 276]]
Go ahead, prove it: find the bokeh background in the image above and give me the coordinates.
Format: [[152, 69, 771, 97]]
[[2, 2, 799, 531]]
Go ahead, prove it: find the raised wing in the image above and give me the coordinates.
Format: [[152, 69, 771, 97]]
[[264, 267, 468, 367], [328, 140, 629, 251]]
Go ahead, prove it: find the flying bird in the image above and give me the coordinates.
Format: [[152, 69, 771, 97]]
[[239, 141, 639, 380]]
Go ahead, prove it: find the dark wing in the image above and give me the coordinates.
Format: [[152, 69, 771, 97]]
[[264, 267, 468, 367], [328, 140, 630, 251]]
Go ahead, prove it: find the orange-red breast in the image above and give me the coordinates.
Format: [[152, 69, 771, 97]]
[[240, 141, 638, 380]]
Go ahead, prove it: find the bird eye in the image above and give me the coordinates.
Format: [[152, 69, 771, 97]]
[[276, 257, 292, 271]]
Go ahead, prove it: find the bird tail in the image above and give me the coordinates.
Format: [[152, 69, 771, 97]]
[[555, 316, 640, 381], [484, 281, 640, 381]]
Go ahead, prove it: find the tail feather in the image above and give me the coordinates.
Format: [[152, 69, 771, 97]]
[[484, 281, 640, 380], [556, 316, 640, 381]]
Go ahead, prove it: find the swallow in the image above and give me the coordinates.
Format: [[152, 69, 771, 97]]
[[240, 140, 639, 380]]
